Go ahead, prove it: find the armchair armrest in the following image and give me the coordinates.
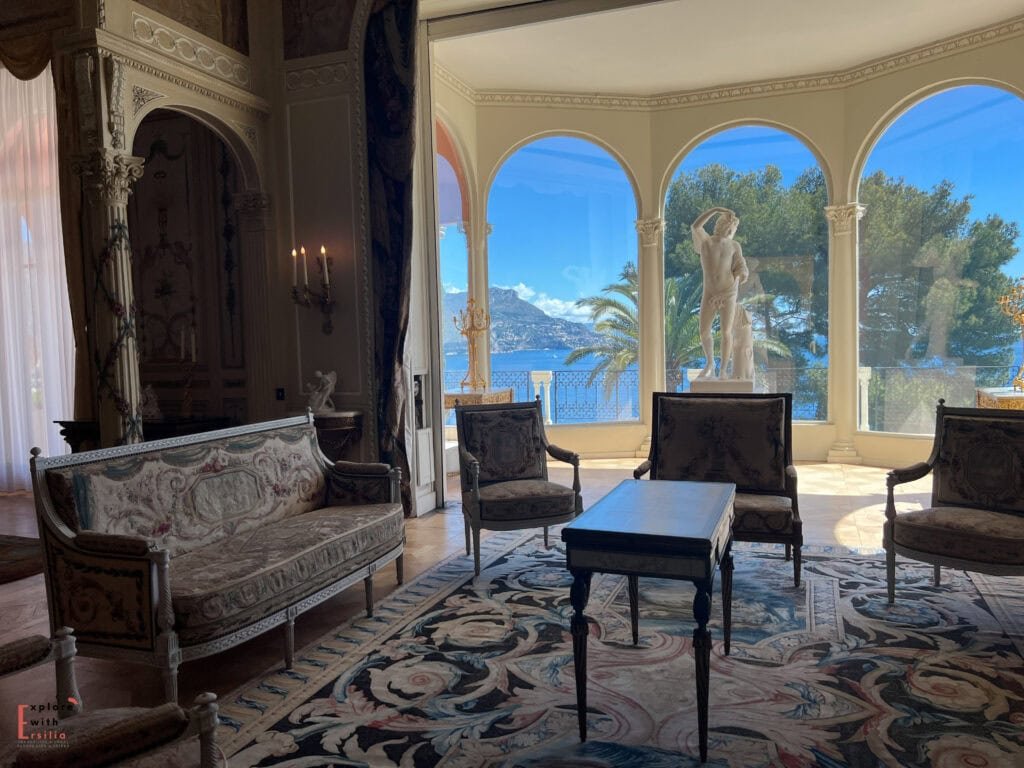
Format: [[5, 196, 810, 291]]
[[0, 634, 52, 677], [785, 464, 800, 521], [547, 443, 582, 514], [76, 530, 153, 556], [326, 461, 401, 505], [633, 459, 652, 480], [546, 443, 578, 467], [0, 628, 82, 717], [459, 446, 481, 498], [887, 461, 932, 488]]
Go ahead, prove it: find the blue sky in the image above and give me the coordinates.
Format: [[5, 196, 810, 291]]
[[440, 85, 1024, 321]]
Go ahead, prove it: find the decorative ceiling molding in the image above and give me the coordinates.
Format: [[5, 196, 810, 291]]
[[438, 14, 1024, 110], [284, 63, 352, 92], [131, 12, 251, 89], [131, 85, 165, 115]]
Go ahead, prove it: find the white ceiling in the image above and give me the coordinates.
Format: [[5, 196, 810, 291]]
[[427, 0, 1024, 96]]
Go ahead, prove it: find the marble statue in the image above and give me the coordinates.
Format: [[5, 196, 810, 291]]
[[731, 305, 754, 380], [140, 384, 163, 421], [305, 370, 337, 414], [691, 207, 749, 378]]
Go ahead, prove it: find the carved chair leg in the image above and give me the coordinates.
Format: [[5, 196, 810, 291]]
[[544, 526, 550, 548], [284, 617, 295, 668], [53, 628, 82, 718], [472, 527, 482, 576], [191, 692, 220, 768], [785, 544, 792, 561], [396, 554, 405, 585], [793, 545, 801, 588], [464, 519, 471, 555], [163, 663, 179, 704], [934, 564, 941, 586], [364, 575, 374, 617], [886, 545, 896, 604]]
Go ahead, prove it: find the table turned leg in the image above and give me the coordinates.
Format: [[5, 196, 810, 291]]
[[693, 581, 712, 763], [721, 542, 734, 656], [627, 574, 639, 645], [570, 569, 593, 742]]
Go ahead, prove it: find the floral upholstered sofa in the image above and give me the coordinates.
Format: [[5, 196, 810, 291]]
[[30, 413, 404, 702]]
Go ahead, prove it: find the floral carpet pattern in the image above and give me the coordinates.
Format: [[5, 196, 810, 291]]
[[221, 531, 1024, 767]]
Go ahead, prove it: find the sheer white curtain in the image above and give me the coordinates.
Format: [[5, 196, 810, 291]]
[[0, 64, 74, 490]]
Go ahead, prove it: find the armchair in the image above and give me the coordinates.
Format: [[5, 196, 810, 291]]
[[885, 400, 1024, 603], [455, 398, 582, 575], [0, 628, 221, 767], [635, 392, 802, 585]]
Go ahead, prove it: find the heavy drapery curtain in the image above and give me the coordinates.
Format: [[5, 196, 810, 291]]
[[0, 64, 74, 490], [364, 0, 417, 513]]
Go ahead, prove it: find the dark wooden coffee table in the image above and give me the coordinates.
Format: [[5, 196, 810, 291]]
[[561, 479, 736, 763]]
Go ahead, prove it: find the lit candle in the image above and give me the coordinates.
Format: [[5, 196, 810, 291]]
[[190, 327, 196, 363], [291, 248, 298, 287], [320, 245, 329, 288], [300, 246, 308, 287]]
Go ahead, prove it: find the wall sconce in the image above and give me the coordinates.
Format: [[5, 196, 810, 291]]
[[291, 245, 335, 334]]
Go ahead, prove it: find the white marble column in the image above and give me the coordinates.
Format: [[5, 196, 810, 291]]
[[73, 148, 146, 445], [636, 217, 666, 428], [235, 192, 275, 421], [825, 203, 866, 464]]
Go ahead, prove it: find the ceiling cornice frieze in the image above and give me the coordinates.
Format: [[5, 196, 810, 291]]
[[438, 13, 1024, 110]]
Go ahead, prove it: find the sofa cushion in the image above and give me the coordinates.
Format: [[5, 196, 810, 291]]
[[169, 503, 404, 644], [734, 493, 794, 535], [653, 396, 787, 493], [892, 506, 1024, 566], [468, 479, 575, 523], [43, 426, 327, 556]]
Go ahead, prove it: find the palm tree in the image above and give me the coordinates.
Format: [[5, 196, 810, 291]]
[[566, 263, 791, 392]]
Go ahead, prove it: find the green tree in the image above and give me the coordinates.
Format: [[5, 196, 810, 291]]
[[858, 172, 1017, 368]]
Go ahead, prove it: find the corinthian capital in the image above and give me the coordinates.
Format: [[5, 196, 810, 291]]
[[824, 203, 866, 235], [635, 218, 665, 247], [73, 149, 144, 205]]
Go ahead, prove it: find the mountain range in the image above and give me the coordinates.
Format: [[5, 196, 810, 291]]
[[442, 287, 600, 353]]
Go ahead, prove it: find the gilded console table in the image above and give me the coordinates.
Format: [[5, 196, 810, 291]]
[[976, 387, 1024, 410], [442, 387, 514, 410]]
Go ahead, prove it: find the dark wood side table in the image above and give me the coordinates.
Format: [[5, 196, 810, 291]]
[[314, 410, 363, 462], [561, 479, 736, 764]]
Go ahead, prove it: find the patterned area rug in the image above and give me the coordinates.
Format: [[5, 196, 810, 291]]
[[220, 531, 1024, 767], [0, 535, 43, 584]]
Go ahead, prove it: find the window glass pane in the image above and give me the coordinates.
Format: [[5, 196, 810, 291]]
[[485, 136, 638, 423], [858, 86, 1023, 434], [664, 126, 829, 420]]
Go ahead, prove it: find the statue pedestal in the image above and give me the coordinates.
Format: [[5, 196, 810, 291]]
[[689, 378, 755, 394]]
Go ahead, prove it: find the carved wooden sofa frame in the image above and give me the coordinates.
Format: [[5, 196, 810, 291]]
[[30, 413, 404, 702]]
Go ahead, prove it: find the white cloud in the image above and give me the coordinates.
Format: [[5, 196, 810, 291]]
[[497, 282, 592, 324], [442, 282, 466, 294]]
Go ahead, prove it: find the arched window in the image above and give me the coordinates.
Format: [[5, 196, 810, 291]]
[[858, 85, 1024, 434], [664, 126, 829, 420], [485, 136, 638, 423], [437, 152, 469, 353]]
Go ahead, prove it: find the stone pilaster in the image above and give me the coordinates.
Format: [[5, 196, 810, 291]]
[[235, 192, 275, 421], [825, 203, 866, 463], [73, 148, 146, 446], [636, 217, 666, 428]]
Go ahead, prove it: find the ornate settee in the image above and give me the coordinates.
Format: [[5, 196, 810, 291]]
[[30, 413, 404, 702]]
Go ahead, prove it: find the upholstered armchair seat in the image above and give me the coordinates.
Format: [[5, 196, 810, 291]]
[[474, 479, 576, 522], [734, 494, 795, 535], [885, 400, 1024, 603], [456, 399, 582, 575], [636, 392, 802, 585], [891, 506, 1024, 565]]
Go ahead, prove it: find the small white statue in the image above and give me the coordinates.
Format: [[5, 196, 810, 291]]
[[731, 305, 754, 380], [140, 384, 163, 421], [691, 206, 749, 379], [305, 370, 337, 414]]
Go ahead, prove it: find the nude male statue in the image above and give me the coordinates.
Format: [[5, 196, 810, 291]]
[[691, 207, 749, 378]]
